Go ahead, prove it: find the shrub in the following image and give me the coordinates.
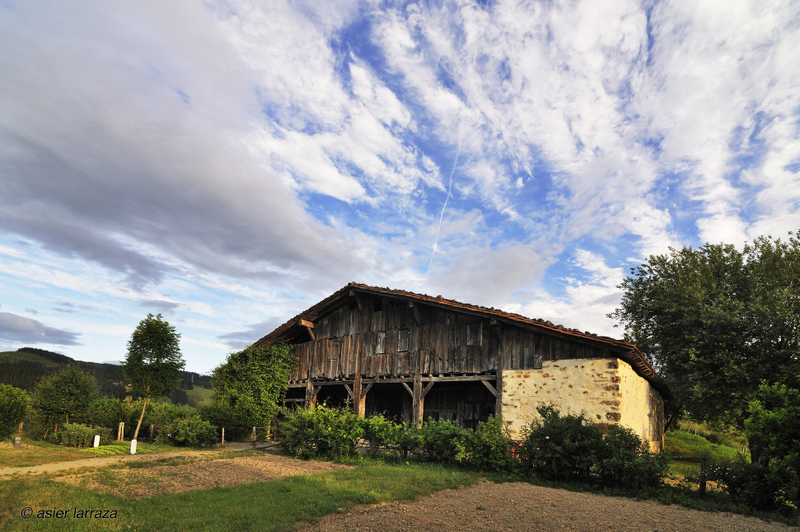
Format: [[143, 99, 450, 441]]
[[595, 425, 669, 491], [280, 404, 364, 459], [519, 404, 603, 481], [360, 414, 401, 455], [707, 457, 786, 511], [48, 423, 113, 447], [168, 415, 218, 447], [147, 402, 197, 442], [396, 426, 423, 458], [0, 384, 29, 440], [31, 364, 99, 435], [457, 416, 514, 472], [417, 418, 468, 464]]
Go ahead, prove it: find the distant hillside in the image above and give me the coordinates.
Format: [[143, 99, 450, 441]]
[[0, 347, 213, 405]]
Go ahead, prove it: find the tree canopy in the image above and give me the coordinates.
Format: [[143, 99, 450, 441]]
[[609, 232, 800, 427], [122, 313, 185, 441], [30, 363, 99, 434], [0, 384, 30, 439], [208, 342, 296, 440]]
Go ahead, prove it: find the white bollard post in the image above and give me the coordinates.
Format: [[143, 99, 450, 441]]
[[130, 439, 137, 455], [93, 435, 100, 448]]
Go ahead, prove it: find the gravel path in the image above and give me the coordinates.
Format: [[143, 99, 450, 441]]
[[301, 481, 797, 532]]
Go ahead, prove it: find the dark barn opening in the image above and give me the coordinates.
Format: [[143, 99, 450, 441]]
[[423, 381, 495, 430], [365, 383, 411, 424]]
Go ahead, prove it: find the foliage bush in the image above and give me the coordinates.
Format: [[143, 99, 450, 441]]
[[0, 384, 29, 439], [147, 401, 197, 442], [280, 404, 364, 459], [456, 416, 514, 472], [31, 364, 99, 435], [595, 425, 669, 491], [47, 423, 113, 447], [168, 415, 218, 447], [211, 342, 296, 441], [360, 414, 401, 456], [706, 457, 787, 511], [519, 404, 603, 481], [417, 418, 467, 464]]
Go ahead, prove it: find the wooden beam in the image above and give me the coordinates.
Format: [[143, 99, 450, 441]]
[[360, 383, 373, 399], [343, 383, 353, 398], [482, 379, 498, 397], [289, 374, 498, 388], [349, 290, 363, 310], [401, 382, 413, 396], [299, 319, 315, 341], [421, 381, 435, 399], [409, 301, 421, 324]]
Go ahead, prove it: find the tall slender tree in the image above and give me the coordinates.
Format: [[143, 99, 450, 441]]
[[122, 313, 185, 441]]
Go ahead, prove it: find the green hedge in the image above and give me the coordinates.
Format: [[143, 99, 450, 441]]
[[48, 423, 114, 447]]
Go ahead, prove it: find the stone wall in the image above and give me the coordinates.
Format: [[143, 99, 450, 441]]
[[501, 358, 664, 451]]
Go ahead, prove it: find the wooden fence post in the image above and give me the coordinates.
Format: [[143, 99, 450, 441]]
[[699, 458, 707, 495]]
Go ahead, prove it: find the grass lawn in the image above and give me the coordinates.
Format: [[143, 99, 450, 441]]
[[0, 460, 481, 531], [0, 440, 207, 469], [665, 429, 746, 478]]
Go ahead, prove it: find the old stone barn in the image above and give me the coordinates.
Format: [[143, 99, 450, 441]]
[[255, 283, 671, 451]]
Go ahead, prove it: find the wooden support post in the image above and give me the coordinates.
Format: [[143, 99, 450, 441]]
[[304, 380, 320, 408], [221, 427, 225, 445], [149, 424, 154, 443], [353, 374, 367, 417], [412, 373, 424, 427], [252, 426, 257, 443], [492, 319, 505, 418], [117, 422, 125, 441]]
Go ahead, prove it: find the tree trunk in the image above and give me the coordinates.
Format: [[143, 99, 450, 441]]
[[133, 396, 148, 441]]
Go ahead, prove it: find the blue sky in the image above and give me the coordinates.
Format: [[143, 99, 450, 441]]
[[1, 0, 799, 374]]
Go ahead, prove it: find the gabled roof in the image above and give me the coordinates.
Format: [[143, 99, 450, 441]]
[[254, 282, 672, 400]]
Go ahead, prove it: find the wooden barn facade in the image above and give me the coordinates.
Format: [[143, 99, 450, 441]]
[[254, 283, 672, 450]]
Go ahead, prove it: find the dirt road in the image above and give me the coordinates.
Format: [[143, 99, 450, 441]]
[[301, 481, 798, 531]]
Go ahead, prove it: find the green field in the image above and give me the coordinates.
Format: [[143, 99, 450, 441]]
[[0, 456, 479, 531], [665, 428, 747, 479]]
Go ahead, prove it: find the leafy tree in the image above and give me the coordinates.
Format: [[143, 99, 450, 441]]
[[609, 232, 800, 428], [210, 342, 295, 440], [745, 383, 800, 470], [0, 384, 30, 439], [30, 364, 99, 435], [122, 313, 185, 441]]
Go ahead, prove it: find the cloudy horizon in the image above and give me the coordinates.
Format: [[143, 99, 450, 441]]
[[1, 0, 798, 374]]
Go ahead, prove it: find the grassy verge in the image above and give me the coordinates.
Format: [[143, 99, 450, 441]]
[[665, 428, 746, 478], [0, 460, 481, 531], [0, 440, 215, 468]]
